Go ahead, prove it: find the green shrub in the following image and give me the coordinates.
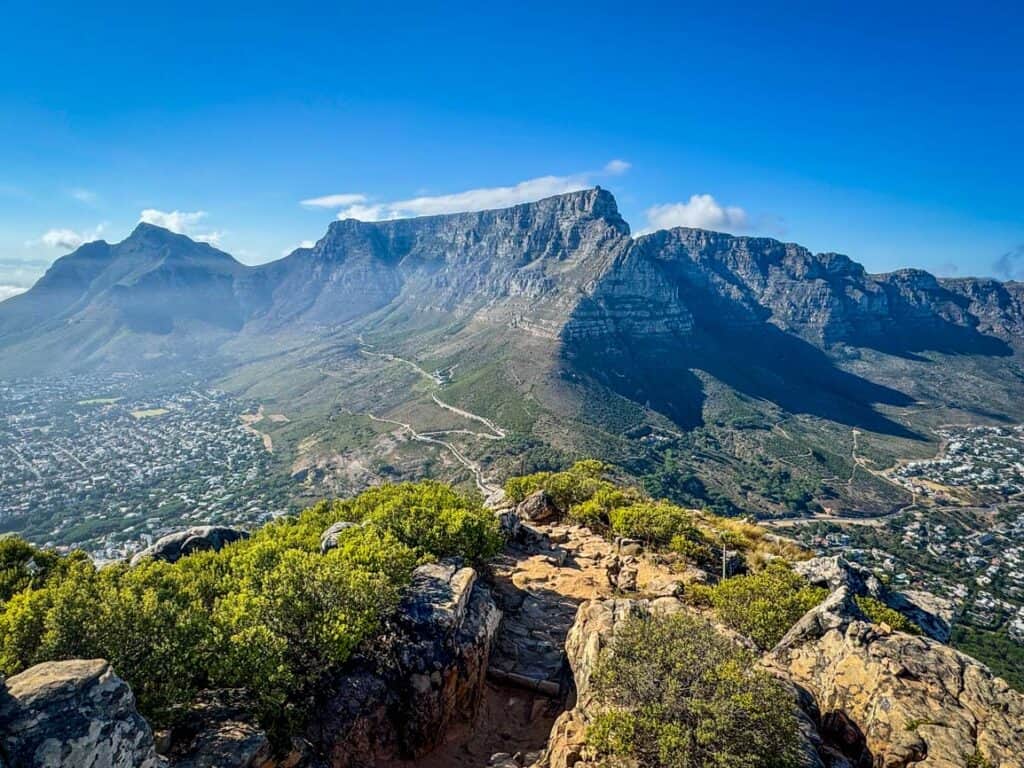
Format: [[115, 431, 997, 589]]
[[706, 560, 827, 649], [0, 481, 497, 732], [503, 459, 612, 510], [608, 501, 701, 546], [588, 612, 802, 768], [567, 486, 634, 528], [854, 595, 921, 635]]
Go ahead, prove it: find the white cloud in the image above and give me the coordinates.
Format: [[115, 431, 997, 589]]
[[0, 285, 26, 302], [643, 194, 749, 233], [604, 159, 631, 175], [69, 188, 97, 204], [36, 224, 106, 250], [312, 159, 631, 222], [282, 240, 315, 256], [301, 193, 368, 208], [138, 209, 222, 246]]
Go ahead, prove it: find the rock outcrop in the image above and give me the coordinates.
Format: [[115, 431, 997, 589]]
[[0, 659, 164, 768], [516, 491, 560, 523], [312, 560, 501, 766], [319, 521, 358, 553], [130, 526, 248, 566], [769, 575, 1024, 767], [795, 556, 954, 641]]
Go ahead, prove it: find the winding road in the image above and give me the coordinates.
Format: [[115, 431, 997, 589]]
[[321, 344, 508, 495]]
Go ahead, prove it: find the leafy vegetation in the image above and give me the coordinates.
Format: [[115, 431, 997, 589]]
[[686, 561, 827, 650], [854, 595, 921, 635], [587, 612, 803, 768], [0, 481, 500, 734]]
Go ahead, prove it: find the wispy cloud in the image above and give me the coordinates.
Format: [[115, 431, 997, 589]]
[[32, 224, 107, 251], [0, 285, 26, 302], [69, 188, 97, 204], [300, 193, 368, 209], [642, 194, 749, 234], [993, 245, 1024, 281], [308, 160, 631, 222], [139, 209, 222, 246], [603, 159, 631, 175]]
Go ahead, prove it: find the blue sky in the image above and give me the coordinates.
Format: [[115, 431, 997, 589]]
[[2, 1, 1022, 299]]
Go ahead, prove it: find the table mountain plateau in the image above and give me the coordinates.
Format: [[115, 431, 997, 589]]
[[3, 188, 1023, 516]]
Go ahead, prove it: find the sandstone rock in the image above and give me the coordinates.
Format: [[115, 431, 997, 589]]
[[130, 526, 248, 566], [0, 659, 165, 768], [516, 491, 560, 523], [319, 520, 359, 553], [399, 561, 478, 633], [794, 555, 883, 597], [885, 588, 955, 643], [163, 690, 285, 768], [769, 616, 1024, 767]]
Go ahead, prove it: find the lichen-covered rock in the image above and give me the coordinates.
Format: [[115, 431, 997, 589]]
[[794, 556, 953, 641], [163, 690, 281, 768], [319, 520, 358, 553], [769, 615, 1024, 767], [130, 526, 248, 566], [314, 560, 502, 766], [0, 659, 165, 768], [516, 491, 560, 523]]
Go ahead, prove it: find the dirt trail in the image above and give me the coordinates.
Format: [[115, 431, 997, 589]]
[[403, 519, 639, 767]]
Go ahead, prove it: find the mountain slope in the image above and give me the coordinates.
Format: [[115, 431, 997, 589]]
[[0, 223, 259, 372], [3, 189, 1023, 516]]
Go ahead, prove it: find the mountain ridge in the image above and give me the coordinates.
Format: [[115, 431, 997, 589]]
[[3, 188, 1024, 518]]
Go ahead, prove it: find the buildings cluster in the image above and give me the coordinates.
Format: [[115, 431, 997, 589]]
[[0, 376, 292, 562], [889, 425, 1024, 501], [805, 504, 1024, 646]]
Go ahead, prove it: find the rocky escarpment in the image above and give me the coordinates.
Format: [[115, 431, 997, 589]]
[[0, 659, 164, 768], [769, 585, 1024, 767], [287, 560, 499, 767]]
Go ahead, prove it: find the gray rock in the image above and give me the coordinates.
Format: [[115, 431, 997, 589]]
[[164, 690, 274, 768], [399, 561, 478, 633], [0, 659, 165, 768], [515, 491, 560, 523], [319, 520, 359, 553], [130, 526, 248, 566]]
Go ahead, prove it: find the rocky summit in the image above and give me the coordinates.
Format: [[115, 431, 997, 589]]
[[3, 499, 1021, 768]]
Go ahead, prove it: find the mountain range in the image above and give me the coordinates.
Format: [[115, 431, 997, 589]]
[[4, 188, 1023, 516]]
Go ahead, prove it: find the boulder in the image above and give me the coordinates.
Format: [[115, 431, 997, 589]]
[[516, 491, 560, 523], [319, 521, 359, 553], [0, 659, 165, 768], [313, 560, 502, 766], [794, 556, 954, 642], [130, 526, 248, 566], [163, 690, 286, 768], [769, 610, 1024, 767], [793, 555, 883, 597]]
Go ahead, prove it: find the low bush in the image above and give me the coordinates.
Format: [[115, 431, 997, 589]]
[[694, 560, 827, 649], [588, 611, 803, 768], [0, 481, 501, 733], [855, 595, 921, 635]]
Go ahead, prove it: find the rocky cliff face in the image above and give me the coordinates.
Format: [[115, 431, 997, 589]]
[[6, 188, 1021, 376]]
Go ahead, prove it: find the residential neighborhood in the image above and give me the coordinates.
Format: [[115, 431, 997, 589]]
[[0, 375, 294, 562]]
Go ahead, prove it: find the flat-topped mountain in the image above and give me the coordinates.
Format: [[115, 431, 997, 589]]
[[3, 188, 1023, 516]]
